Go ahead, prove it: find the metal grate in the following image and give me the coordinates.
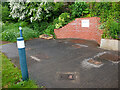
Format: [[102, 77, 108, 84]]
[[58, 73, 75, 80]]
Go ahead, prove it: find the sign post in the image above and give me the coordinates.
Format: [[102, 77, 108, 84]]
[[17, 26, 29, 81]]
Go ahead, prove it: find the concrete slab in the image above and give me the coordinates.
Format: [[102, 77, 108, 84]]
[[100, 39, 120, 51], [1, 38, 119, 88]]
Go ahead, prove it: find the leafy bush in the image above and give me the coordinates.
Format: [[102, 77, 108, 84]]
[[89, 2, 120, 39], [43, 24, 55, 37], [20, 21, 29, 27], [2, 23, 39, 42], [2, 28, 19, 42], [22, 27, 39, 40], [52, 2, 64, 16], [2, 6, 10, 22], [101, 18, 119, 39], [69, 2, 89, 18], [1, 4, 15, 23], [89, 2, 120, 22], [29, 21, 50, 34], [9, 2, 64, 23], [55, 13, 70, 29]]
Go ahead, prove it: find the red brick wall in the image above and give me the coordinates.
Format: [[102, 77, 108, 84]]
[[54, 17, 103, 44]]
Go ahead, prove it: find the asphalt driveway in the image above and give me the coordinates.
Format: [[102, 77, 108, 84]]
[[1, 38, 119, 88]]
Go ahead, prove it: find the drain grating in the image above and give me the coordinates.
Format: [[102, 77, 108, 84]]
[[58, 74, 75, 80], [87, 59, 102, 65], [56, 72, 78, 81], [99, 53, 120, 62]]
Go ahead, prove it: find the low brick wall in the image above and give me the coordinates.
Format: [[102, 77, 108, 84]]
[[54, 17, 103, 44]]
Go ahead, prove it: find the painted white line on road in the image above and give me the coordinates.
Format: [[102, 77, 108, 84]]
[[75, 44, 88, 47], [93, 52, 120, 64], [111, 61, 120, 64], [93, 51, 109, 58], [30, 56, 41, 62]]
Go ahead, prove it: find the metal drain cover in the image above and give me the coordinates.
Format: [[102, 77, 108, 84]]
[[58, 74, 75, 80], [56, 72, 79, 81]]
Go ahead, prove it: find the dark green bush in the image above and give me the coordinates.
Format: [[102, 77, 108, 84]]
[[69, 2, 89, 18], [55, 13, 70, 29], [2, 6, 10, 22], [101, 18, 119, 39], [2, 25, 39, 42], [2, 28, 19, 42], [22, 27, 39, 40], [20, 21, 29, 27], [89, 2, 120, 39], [43, 24, 56, 38], [1, 4, 14, 23]]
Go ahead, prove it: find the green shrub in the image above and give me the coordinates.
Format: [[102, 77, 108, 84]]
[[2, 24, 39, 42], [55, 13, 70, 29], [43, 24, 56, 38], [2, 6, 10, 22], [2, 29, 19, 42], [29, 21, 50, 34], [2, 22, 22, 32], [1, 4, 14, 23], [20, 21, 29, 27], [69, 2, 89, 18], [101, 18, 119, 39], [89, 2, 120, 22], [22, 27, 39, 40]]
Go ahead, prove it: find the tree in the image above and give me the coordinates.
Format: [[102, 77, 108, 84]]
[[8, 0, 64, 23]]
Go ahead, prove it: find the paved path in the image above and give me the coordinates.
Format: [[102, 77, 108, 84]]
[[1, 38, 119, 88]]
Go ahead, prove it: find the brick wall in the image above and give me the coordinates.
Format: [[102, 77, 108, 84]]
[[54, 17, 103, 44]]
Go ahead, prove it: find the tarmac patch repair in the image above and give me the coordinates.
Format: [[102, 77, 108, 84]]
[[81, 51, 120, 69], [81, 52, 108, 69]]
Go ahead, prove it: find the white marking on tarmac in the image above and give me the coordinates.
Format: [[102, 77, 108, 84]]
[[75, 44, 88, 47], [93, 52, 120, 64], [109, 60, 120, 64], [30, 56, 41, 62], [93, 51, 109, 58], [64, 41, 68, 44]]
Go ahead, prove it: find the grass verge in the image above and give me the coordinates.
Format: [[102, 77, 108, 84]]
[[1, 52, 38, 88]]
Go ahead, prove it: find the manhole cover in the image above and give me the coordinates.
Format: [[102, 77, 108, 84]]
[[87, 59, 102, 65], [56, 72, 80, 82], [99, 53, 120, 62], [56, 72, 79, 81], [58, 74, 75, 80], [72, 45, 81, 48]]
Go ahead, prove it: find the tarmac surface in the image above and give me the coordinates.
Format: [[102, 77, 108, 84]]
[[1, 38, 119, 88]]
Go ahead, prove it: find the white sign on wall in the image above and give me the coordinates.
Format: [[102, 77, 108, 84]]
[[81, 20, 89, 27]]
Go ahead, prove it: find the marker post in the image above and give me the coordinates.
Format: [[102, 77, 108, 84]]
[[17, 26, 29, 81]]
